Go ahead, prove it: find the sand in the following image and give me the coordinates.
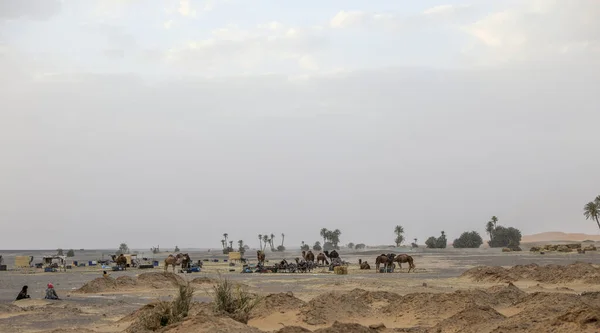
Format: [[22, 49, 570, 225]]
[[3, 247, 600, 332]]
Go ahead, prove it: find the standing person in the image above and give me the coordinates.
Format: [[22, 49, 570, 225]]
[[45, 283, 60, 300], [16, 286, 30, 300]]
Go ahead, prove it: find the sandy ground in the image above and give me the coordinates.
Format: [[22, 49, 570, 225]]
[[3, 246, 600, 332]]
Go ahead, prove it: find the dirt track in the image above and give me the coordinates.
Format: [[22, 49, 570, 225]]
[[2, 247, 600, 332]]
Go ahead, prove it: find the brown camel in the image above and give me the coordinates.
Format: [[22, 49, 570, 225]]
[[359, 259, 371, 270], [305, 250, 315, 262], [164, 253, 182, 273], [375, 253, 396, 272], [257, 250, 266, 265], [316, 253, 329, 265], [180, 253, 191, 270], [111, 254, 128, 270], [393, 254, 416, 273]]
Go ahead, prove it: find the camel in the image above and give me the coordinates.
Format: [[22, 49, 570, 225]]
[[111, 254, 128, 270], [316, 253, 329, 265], [164, 253, 182, 273], [393, 254, 416, 273], [180, 253, 191, 270], [375, 253, 396, 272], [359, 259, 371, 270], [305, 250, 315, 262], [324, 250, 339, 261], [257, 250, 266, 265]]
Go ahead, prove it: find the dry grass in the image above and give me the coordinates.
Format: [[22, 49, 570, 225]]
[[211, 275, 261, 324], [129, 282, 195, 332]]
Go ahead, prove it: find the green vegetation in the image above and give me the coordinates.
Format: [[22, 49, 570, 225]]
[[425, 231, 447, 249], [394, 225, 405, 247], [452, 231, 483, 248], [584, 195, 600, 230], [212, 276, 261, 324], [485, 216, 522, 249]]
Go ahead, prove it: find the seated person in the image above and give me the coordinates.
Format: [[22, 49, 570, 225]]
[[45, 283, 60, 300], [16, 285, 30, 300]]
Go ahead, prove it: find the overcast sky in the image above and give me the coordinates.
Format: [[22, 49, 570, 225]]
[[1, 0, 599, 250]]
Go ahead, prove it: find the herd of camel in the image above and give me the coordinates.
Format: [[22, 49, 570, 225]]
[[257, 249, 416, 273]]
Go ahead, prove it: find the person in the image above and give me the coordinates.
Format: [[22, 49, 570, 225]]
[[45, 283, 59, 300], [16, 285, 30, 300]]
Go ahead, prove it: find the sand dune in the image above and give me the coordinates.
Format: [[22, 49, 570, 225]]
[[522, 232, 600, 243]]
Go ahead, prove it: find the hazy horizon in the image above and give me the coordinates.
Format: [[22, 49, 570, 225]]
[[1, 1, 599, 250]]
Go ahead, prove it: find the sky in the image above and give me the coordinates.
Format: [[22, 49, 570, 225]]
[[1, 0, 599, 250]]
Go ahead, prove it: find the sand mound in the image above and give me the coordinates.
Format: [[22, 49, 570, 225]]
[[75, 277, 119, 293], [39, 329, 97, 333], [275, 327, 311, 333], [251, 292, 306, 318], [191, 277, 218, 285], [0, 304, 23, 313], [137, 272, 186, 288], [313, 321, 378, 333], [430, 305, 506, 333], [486, 282, 527, 305], [116, 275, 137, 287], [161, 313, 263, 333], [301, 288, 402, 325], [462, 262, 600, 284], [384, 289, 498, 320], [492, 304, 600, 332]]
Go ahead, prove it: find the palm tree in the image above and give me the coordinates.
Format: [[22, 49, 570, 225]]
[[229, 240, 233, 249], [414, 238, 417, 244], [258, 234, 262, 250], [281, 233, 285, 247], [223, 233, 229, 245], [270, 233, 275, 248], [262, 235, 269, 251], [320, 228, 329, 244], [584, 201, 600, 230], [394, 225, 404, 236], [238, 240, 244, 248], [220, 239, 225, 249]]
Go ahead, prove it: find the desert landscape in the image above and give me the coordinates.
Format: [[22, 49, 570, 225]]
[[3, 241, 600, 333]]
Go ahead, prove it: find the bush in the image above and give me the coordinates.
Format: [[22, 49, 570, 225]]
[[66, 249, 75, 257], [312, 242, 322, 251], [425, 237, 437, 248], [488, 226, 522, 249], [276, 245, 286, 252], [453, 231, 483, 248], [57, 249, 64, 256], [354, 243, 366, 250], [212, 276, 261, 324], [301, 244, 310, 251], [132, 283, 194, 332]]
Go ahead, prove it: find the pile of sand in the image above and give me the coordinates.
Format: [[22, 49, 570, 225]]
[[313, 321, 378, 333], [0, 304, 23, 313], [160, 313, 263, 333], [462, 262, 600, 284], [301, 288, 402, 325], [76, 273, 185, 293], [75, 277, 120, 293], [430, 305, 506, 333], [486, 282, 527, 305], [191, 277, 218, 285], [275, 327, 311, 333], [251, 292, 306, 318], [137, 272, 186, 289]]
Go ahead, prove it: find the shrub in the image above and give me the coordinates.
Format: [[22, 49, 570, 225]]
[[277, 245, 286, 252], [66, 249, 75, 257], [425, 237, 437, 248], [133, 282, 195, 332], [453, 231, 484, 248], [312, 242, 322, 251], [212, 276, 261, 324], [488, 226, 522, 248]]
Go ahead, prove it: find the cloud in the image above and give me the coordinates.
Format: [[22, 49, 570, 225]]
[[164, 20, 174, 30], [330, 10, 368, 28], [178, 0, 196, 17], [166, 24, 327, 75], [462, 0, 600, 66], [0, 0, 62, 21], [423, 4, 471, 16], [1, 64, 599, 249]]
